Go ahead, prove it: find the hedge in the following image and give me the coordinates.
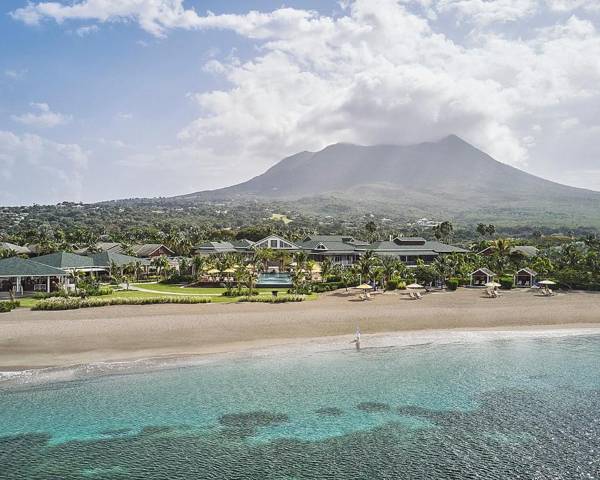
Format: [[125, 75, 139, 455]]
[[0, 301, 20, 313], [237, 295, 305, 303], [446, 278, 460, 291], [499, 276, 514, 290], [31, 296, 212, 311], [311, 282, 343, 293]]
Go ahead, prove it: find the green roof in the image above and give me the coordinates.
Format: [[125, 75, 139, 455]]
[[87, 251, 149, 268], [33, 252, 96, 269], [0, 257, 68, 277]]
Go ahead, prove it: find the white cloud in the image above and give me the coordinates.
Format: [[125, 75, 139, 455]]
[[4, 69, 27, 80], [11, 102, 72, 128], [75, 24, 99, 36], [436, 0, 538, 26], [546, 0, 600, 12], [115, 112, 133, 120], [0, 131, 88, 205]]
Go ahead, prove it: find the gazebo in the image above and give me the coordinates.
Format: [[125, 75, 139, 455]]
[[514, 268, 537, 288], [0, 257, 68, 296], [470, 268, 497, 287]]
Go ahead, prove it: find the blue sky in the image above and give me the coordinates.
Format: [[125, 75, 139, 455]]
[[2, 0, 600, 205]]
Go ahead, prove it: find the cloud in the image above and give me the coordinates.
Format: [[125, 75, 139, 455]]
[[75, 24, 99, 36], [0, 131, 88, 205], [546, 0, 600, 12], [4, 69, 27, 80], [115, 112, 133, 120], [11, 102, 72, 128], [436, 0, 538, 26]]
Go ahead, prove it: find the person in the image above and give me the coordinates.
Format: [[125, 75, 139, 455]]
[[351, 327, 361, 350]]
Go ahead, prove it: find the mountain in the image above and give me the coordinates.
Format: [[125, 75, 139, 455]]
[[183, 135, 600, 226]]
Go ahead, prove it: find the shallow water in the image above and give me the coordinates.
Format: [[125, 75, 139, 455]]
[[1, 334, 599, 479]]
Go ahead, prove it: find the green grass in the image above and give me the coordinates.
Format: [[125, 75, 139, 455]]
[[16, 289, 316, 309]]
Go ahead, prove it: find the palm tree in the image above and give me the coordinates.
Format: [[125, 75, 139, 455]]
[[492, 238, 512, 256], [151, 255, 170, 280], [380, 256, 401, 288], [320, 258, 333, 282], [354, 250, 379, 283], [192, 255, 211, 280]]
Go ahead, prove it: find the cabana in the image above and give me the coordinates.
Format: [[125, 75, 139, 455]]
[[0, 257, 68, 295], [470, 268, 497, 287], [514, 268, 537, 288]]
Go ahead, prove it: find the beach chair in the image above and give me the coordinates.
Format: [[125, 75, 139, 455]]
[[408, 291, 417, 300], [415, 292, 423, 300], [485, 289, 495, 298], [366, 292, 373, 300]]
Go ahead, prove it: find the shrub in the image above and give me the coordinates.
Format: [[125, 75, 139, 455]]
[[386, 280, 398, 291], [221, 289, 259, 297], [446, 278, 460, 291], [499, 276, 514, 290], [396, 281, 407, 290], [0, 301, 19, 313], [311, 282, 342, 293], [31, 296, 212, 311], [237, 295, 305, 304]]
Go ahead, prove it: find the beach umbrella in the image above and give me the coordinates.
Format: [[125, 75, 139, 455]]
[[538, 280, 556, 285], [355, 284, 373, 290], [485, 282, 501, 288], [406, 283, 424, 289], [223, 268, 236, 274], [207, 268, 220, 275]]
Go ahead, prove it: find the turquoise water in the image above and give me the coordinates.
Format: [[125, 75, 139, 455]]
[[1, 334, 599, 479]]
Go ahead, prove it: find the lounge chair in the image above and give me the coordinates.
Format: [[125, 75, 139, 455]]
[[408, 291, 418, 300], [366, 292, 373, 300], [415, 292, 423, 300]]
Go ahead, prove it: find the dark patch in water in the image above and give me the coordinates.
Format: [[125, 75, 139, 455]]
[[100, 428, 132, 436], [219, 411, 289, 429], [357, 402, 390, 412], [315, 407, 344, 416], [140, 426, 175, 436], [2, 388, 600, 479]]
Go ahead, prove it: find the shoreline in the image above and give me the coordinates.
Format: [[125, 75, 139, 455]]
[[2, 324, 600, 388], [2, 288, 600, 385]]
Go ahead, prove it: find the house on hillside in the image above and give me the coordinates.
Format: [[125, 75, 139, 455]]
[[0, 242, 31, 256]]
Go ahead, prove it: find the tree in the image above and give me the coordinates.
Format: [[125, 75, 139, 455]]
[[151, 255, 170, 280], [192, 255, 211, 280], [365, 221, 377, 242], [433, 221, 454, 242], [354, 250, 379, 283], [320, 257, 333, 282]]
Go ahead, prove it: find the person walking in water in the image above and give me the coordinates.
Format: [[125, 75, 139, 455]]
[[352, 327, 361, 351]]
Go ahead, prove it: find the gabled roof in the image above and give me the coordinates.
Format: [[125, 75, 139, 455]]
[[367, 240, 467, 255], [510, 246, 539, 257], [516, 267, 538, 276], [195, 241, 238, 253], [252, 235, 300, 250], [0, 257, 68, 277], [33, 252, 96, 269], [133, 244, 174, 257], [0, 242, 31, 255], [87, 251, 149, 268], [471, 267, 496, 276]]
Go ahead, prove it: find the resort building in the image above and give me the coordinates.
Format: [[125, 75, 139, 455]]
[[0, 257, 68, 295], [514, 268, 537, 287], [470, 268, 497, 287], [80, 243, 175, 258], [194, 234, 467, 267], [365, 237, 468, 266], [479, 245, 539, 258], [32, 252, 105, 275]]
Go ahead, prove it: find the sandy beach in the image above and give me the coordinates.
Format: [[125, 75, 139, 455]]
[[1, 288, 600, 372]]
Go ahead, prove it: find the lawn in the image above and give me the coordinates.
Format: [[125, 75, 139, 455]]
[[14, 289, 317, 309]]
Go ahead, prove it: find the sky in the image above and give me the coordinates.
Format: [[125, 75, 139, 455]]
[[1, 0, 600, 205]]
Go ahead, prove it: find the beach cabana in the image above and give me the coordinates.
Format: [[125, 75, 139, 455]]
[[0, 257, 68, 295], [514, 268, 537, 288], [470, 268, 496, 287]]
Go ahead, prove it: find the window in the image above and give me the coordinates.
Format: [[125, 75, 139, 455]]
[[316, 243, 327, 250], [270, 239, 278, 248]]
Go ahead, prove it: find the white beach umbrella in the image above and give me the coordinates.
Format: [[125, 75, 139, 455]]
[[406, 283, 424, 289], [485, 282, 501, 288], [355, 283, 373, 290], [538, 280, 556, 286]]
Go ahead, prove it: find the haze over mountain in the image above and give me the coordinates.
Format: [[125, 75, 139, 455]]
[[184, 135, 600, 226]]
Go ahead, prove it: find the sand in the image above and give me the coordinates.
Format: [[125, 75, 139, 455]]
[[1, 288, 600, 371]]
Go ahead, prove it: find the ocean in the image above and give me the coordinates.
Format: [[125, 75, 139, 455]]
[[1, 331, 599, 479]]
